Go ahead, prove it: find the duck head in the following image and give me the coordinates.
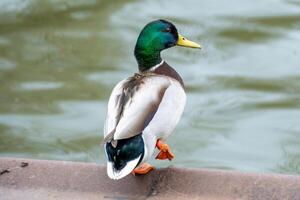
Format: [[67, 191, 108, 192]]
[[134, 19, 201, 71]]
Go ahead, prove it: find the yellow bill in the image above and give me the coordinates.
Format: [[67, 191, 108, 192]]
[[177, 34, 201, 49]]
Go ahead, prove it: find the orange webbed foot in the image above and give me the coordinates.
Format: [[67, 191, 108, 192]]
[[132, 163, 155, 176], [155, 139, 175, 161]]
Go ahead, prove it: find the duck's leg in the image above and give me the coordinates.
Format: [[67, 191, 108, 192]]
[[155, 139, 175, 160], [132, 163, 155, 175]]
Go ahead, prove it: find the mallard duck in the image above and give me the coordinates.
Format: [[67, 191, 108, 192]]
[[103, 19, 201, 180]]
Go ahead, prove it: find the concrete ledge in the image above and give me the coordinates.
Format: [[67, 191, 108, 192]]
[[0, 158, 299, 200]]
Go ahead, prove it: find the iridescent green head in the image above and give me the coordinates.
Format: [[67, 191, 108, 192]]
[[134, 19, 201, 71]]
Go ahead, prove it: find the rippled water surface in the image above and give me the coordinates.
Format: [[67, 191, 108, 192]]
[[0, 0, 300, 174]]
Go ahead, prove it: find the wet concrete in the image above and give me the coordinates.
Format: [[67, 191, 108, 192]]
[[0, 158, 299, 200]]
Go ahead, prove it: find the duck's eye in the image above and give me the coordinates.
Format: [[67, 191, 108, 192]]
[[162, 27, 171, 32]]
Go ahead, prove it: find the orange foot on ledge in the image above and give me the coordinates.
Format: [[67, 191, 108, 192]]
[[132, 163, 155, 175], [155, 139, 175, 161]]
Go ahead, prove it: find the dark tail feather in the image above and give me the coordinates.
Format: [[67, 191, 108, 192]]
[[105, 133, 144, 179]]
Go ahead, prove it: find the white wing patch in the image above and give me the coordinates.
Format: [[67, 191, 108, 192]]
[[104, 75, 171, 140], [104, 79, 126, 139]]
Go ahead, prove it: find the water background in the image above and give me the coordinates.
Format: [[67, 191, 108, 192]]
[[0, 0, 300, 174]]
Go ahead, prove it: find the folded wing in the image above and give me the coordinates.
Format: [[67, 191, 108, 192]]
[[104, 74, 171, 141]]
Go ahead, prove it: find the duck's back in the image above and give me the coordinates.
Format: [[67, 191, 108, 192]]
[[104, 70, 186, 142]]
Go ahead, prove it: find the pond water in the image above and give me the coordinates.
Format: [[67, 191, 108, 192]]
[[0, 0, 300, 174]]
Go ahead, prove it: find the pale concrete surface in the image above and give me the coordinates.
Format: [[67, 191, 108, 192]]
[[0, 157, 299, 200]]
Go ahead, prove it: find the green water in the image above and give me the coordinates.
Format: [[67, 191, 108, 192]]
[[0, 0, 300, 174]]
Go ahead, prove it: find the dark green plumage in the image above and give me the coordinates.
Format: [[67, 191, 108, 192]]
[[134, 19, 179, 71]]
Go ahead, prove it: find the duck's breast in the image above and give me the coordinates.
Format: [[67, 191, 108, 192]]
[[143, 77, 186, 140]]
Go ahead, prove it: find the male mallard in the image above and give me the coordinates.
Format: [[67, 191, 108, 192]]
[[103, 19, 201, 180]]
